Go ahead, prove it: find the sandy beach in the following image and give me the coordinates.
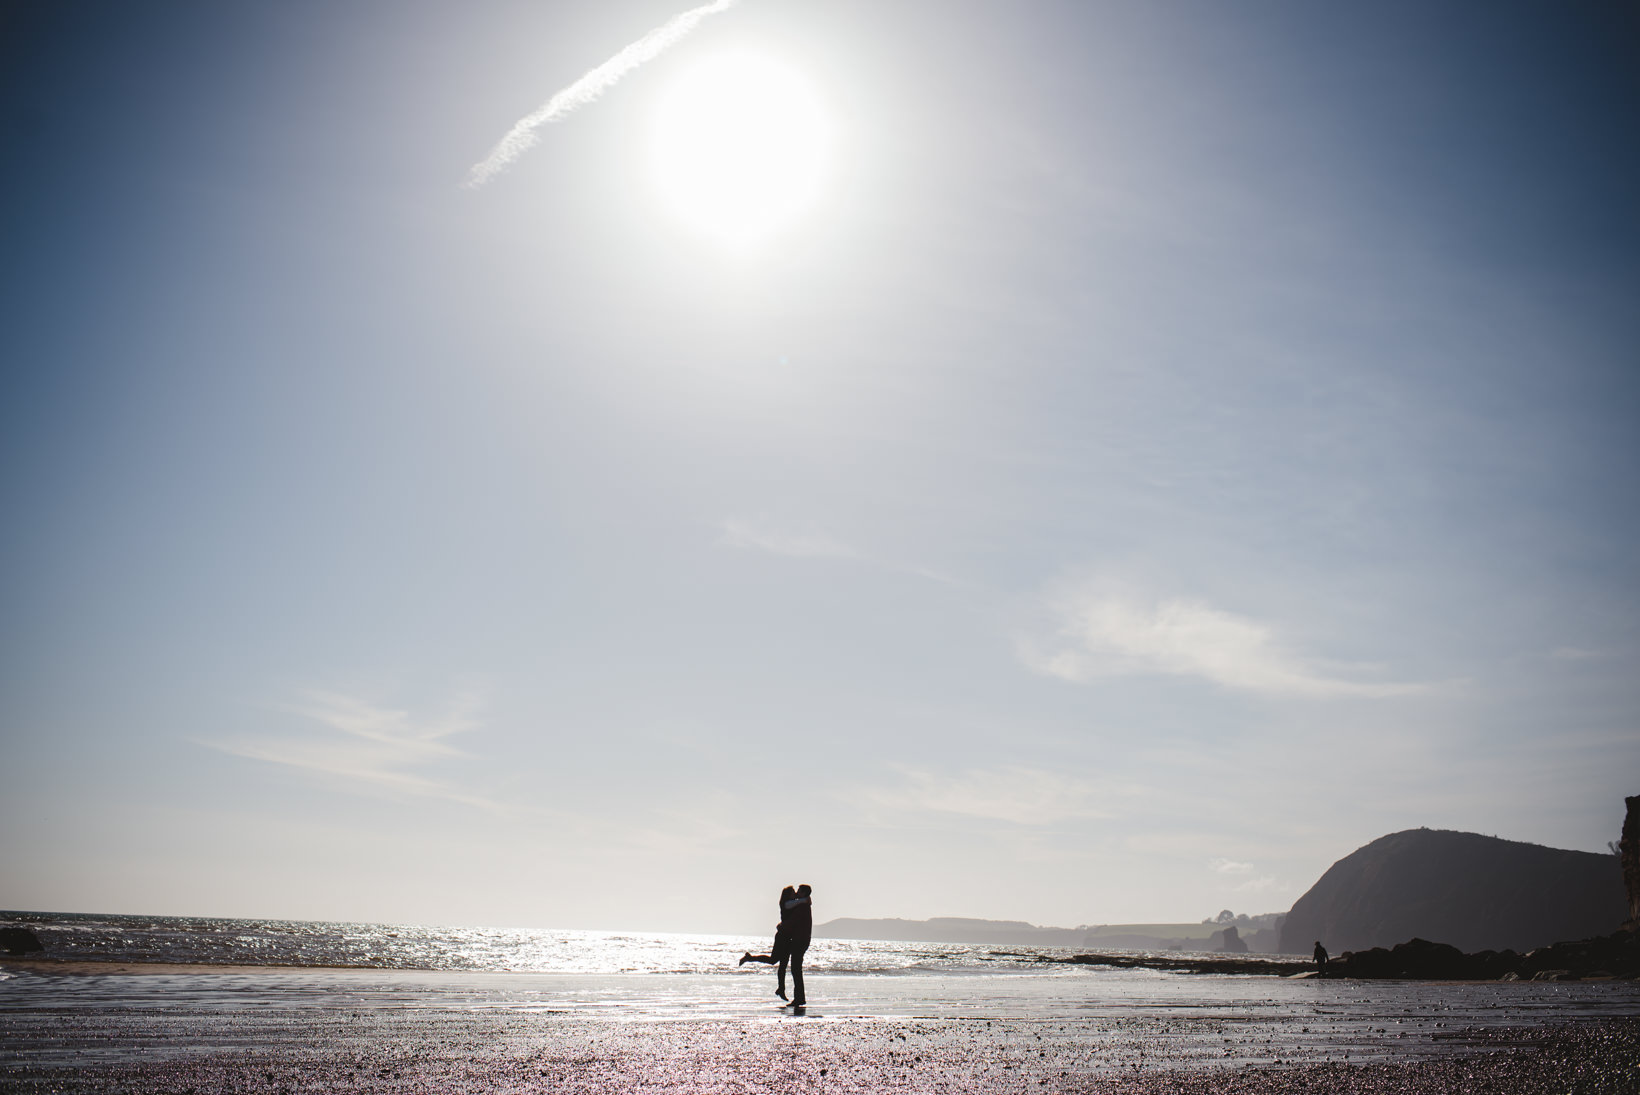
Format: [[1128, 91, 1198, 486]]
[[3, 960, 1637, 1094], [2, 1006, 1635, 1094]]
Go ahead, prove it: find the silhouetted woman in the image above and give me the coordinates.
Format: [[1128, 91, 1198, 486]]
[[739, 885, 798, 1000]]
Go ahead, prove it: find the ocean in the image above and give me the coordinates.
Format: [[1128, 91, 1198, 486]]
[[2, 909, 1103, 975]]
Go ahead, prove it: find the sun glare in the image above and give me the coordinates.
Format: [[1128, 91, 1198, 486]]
[[648, 51, 833, 247]]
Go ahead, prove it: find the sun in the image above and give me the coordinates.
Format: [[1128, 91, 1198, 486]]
[[648, 51, 833, 247]]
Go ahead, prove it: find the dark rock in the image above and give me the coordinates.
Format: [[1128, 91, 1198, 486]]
[[1060, 952, 1307, 976], [1461, 948, 1519, 980], [1243, 923, 1282, 953], [1333, 937, 1469, 979], [1516, 925, 1640, 979], [1326, 926, 1639, 980], [1057, 927, 1640, 981], [0, 927, 44, 955], [1210, 925, 1249, 953]]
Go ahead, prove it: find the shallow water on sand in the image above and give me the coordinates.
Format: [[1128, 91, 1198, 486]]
[[5, 963, 1638, 1069]]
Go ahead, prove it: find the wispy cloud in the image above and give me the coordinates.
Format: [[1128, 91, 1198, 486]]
[[620, 792, 749, 857], [717, 515, 968, 588], [854, 765, 1122, 826], [466, 0, 739, 188], [719, 516, 858, 560], [1204, 859, 1289, 896], [1549, 645, 1610, 662], [202, 690, 497, 809], [1209, 857, 1254, 875], [1019, 579, 1428, 698]]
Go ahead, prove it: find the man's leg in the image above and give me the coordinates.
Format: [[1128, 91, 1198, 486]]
[[789, 943, 807, 1006]]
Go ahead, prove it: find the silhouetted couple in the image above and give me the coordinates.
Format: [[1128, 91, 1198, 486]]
[[739, 883, 812, 1007]]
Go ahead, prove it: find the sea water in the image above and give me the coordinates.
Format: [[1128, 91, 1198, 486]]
[[2, 910, 1099, 974]]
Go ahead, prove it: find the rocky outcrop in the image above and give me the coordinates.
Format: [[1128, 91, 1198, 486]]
[[1331, 937, 1475, 979], [1279, 828, 1625, 955], [1622, 796, 1639, 928], [1210, 925, 1249, 953], [1515, 928, 1640, 980], [1054, 928, 1639, 980], [1062, 952, 1307, 976], [1329, 927, 1639, 981], [1243, 920, 1283, 953], [0, 927, 44, 955]]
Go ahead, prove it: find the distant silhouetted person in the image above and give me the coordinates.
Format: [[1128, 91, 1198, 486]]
[[740, 885, 797, 1000], [1314, 941, 1329, 977], [786, 883, 812, 1007]]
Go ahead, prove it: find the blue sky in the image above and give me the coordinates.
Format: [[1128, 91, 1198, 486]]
[[2, 0, 1637, 934]]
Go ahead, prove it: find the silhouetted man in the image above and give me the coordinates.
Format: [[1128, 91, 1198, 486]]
[[786, 883, 812, 1007], [1313, 940, 1329, 978]]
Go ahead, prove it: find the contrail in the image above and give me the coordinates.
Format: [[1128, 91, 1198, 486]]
[[465, 0, 739, 189]]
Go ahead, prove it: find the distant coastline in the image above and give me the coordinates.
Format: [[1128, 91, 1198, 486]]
[[817, 915, 1285, 952]]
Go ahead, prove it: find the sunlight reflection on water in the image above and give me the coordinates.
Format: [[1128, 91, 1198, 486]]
[[5, 911, 1126, 974], [7, 964, 1638, 1028]]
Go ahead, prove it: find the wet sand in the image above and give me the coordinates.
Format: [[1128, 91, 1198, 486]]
[[1, 1011, 1635, 1094], [3, 961, 1637, 1093]]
